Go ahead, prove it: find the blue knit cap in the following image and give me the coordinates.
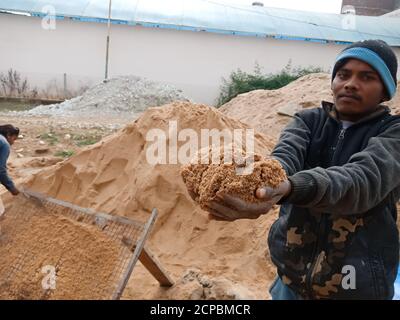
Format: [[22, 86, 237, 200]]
[[332, 40, 398, 99]]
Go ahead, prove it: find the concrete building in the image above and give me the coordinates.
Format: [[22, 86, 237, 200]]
[[1, 0, 400, 105], [342, 0, 400, 16], [383, 9, 400, 17]]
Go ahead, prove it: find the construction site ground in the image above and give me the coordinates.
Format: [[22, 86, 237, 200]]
[[1, 74, 399, 300]]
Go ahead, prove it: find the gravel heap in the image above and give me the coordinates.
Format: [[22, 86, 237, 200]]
[[20, 76, 190, 117]]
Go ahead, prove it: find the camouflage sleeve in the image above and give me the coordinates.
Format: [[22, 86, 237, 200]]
[[286, 123, 400, 214], [271, 114, 312, 176]]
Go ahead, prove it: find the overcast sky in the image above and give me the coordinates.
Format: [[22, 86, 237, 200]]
[[217, 0, 343, 13]]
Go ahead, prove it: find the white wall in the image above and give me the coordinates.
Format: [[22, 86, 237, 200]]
[[1, 13, 399, 105]]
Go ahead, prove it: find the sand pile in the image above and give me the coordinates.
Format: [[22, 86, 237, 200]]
[[181, 147, 286, 211], [11, 101, 279, 299], [388, 89, 400, 115], [219, 73, 400, 140], [19, 76, 189, 118], [219, 73, 332, 139], [0, 195, 121, 300]]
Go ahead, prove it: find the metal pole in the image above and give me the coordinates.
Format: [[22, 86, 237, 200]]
[[105, 0, 112, 79], [63, 73, 67, 98]]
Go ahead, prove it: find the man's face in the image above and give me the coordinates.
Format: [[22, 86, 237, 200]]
[[332, 59, 387, 122]]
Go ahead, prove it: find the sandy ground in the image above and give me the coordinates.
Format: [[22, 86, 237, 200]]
[[1, 73, 399, 300], [0, 195, 121, 300], [0, 104, 279, 300], [0, 113, 133, 186], [1, 100, 399, 300]]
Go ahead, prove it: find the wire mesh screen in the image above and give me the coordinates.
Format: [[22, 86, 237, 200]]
[[0, 191, 150, 300]]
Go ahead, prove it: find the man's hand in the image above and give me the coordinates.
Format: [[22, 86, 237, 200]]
[[207, 180, 291, 221]]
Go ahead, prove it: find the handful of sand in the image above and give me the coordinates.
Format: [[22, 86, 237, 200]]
[[180, 145, 287, 211]]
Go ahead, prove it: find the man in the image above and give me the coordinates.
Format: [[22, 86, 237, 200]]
[[0, 124, 20, 197], [207, 40, 400, 299]]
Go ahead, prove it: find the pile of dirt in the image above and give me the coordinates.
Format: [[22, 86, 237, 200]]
[[388, 89, 400, 115], [181, 147, 286, 211], [7, 101, 279, 299], [219, 73, 400, 140], [0, 195, 121, 300], [19, 76, 189, 118], [219, 73, 332, 139], [164, 268, 257, 300]]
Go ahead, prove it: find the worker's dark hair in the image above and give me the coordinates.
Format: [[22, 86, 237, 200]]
[[0, 124, 19, 138]]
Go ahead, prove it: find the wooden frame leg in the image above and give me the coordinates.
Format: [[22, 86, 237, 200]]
[[139, 247, 174, 287]]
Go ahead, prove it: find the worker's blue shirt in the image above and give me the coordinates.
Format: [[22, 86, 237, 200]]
[[0, 134, 16, 192]]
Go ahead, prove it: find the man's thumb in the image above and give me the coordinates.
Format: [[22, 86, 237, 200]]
[[256, 187, 274, 199], [256, 180, 291, 200]]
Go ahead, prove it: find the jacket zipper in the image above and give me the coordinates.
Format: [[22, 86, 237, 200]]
[[331, 128, 347, 168], [305, 125, 347, 298], [338, 128, 346, 139]]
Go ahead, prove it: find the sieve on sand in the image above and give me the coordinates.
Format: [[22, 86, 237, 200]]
[[1, 189, 163, 300]]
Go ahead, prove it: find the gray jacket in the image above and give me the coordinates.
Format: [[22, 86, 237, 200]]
[[269, 101, 400, 299]]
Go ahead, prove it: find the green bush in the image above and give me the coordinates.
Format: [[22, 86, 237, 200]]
[[40, 132, 59, 146], [72, 134, 101, 147], [216, 62, 325, 107], [55, 150, 74, 158]]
